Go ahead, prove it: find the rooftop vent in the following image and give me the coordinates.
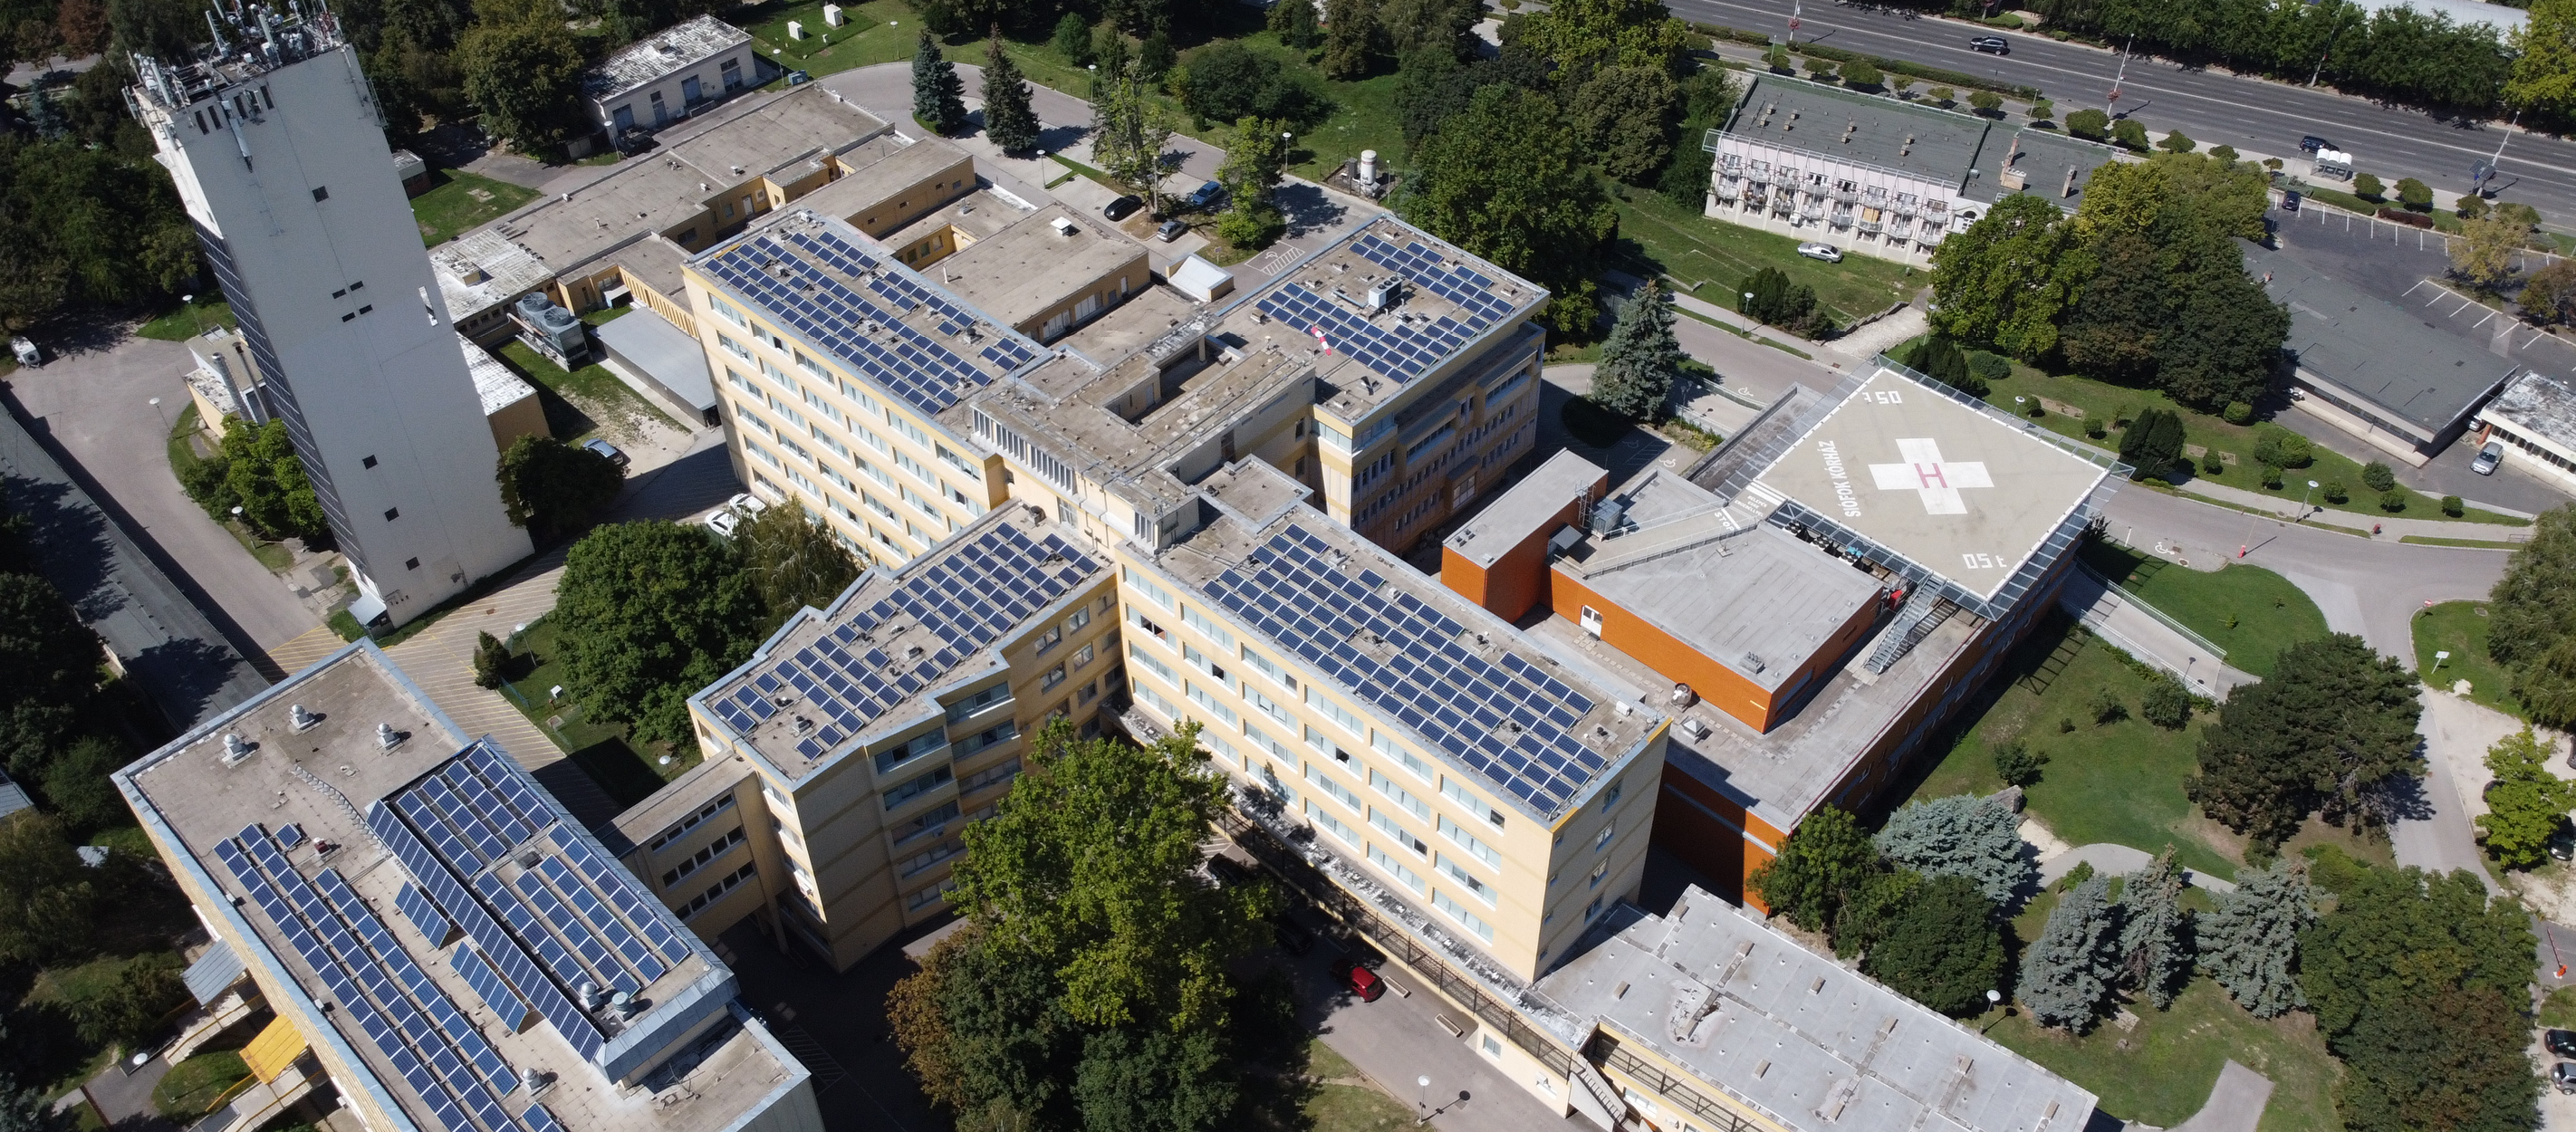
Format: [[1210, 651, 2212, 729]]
[[1364, 279, 1398, 312], [1679, 718, 1711, 741], [222, 733, 254, 766], [377, 723, 401, 751], [290, 704, 318, 731], [1051, 216, 1077, 236], [1670, 683, 1697, 708]]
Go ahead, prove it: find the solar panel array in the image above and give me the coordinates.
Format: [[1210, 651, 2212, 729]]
[[1198, 524, 1610, 815], [710, 523, 1100, 760], [396, 882, 454, 946], [1251, 233, 1520, 387], [700, 227, 1041, 417], [214, 825, 547, 1132], [362, 738, 698, 1086]]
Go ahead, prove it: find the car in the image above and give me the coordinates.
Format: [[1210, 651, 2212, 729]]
[[2299, 134, 2333, 153], [1271, 915, 1315, 955], [1183, 180, 1225, 210], [1103, 195, 1144, 222], [1157, 218, 1189, 243], [785, 70, 811, 86], [2551, 823, 2576, 862], [1330, 956, 1385, 1002], [2474, 439, 2504, 475], [704, 509, 741, 538], [582, 436, 629, 470], [1795, 242, 1844, 264], [1967, 35, 2009, 53], [2554, 1060, 2576, 1095], [727, 491, 769, 518], [1206, 855, 1252, 887], [2280, 190, 2302, 213], [2551, 1030, 2576, 1058]]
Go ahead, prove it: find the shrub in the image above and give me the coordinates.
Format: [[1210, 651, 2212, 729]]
[[2458, 194, 2490, 219], [2359, 461, 2396, 492], [2028, 98, 2053, 121], [1965, 350, 2011, 385], [2321, 480, 2349, 504], [2444, 494, 2465, 517], [2354, 171, 2384, 200], [2201, 451, 2224, 476], [2110, 119, 2148, 150], [1841, 60, 1881, 87], [2250, 425, 2312, 469], [2141, 675, 2194, 729], [1927, 85, 1955, 104], [2088, 687, 2129, 725], [2027, 399, 2046, 418], [2379, 488, 2408, 513], [472, 630, 509, 690], [2396, 177, 2433, 211], [2208, 144, 2238, 164], [2223, 401, 2254, 425], [2156, 130, 2195, 153], [1809, 60, 1839, 81], [2065, 107, 2108, 139], [2261, 465, 2283, 490], [1994, 739, 2048, 786], [1968, 90, 2004, 115], [2376, 207, 2433, 229], [2086, 423, 2108, 439]]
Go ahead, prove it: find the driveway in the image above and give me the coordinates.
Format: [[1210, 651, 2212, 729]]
[[5, 327, 319, 652]]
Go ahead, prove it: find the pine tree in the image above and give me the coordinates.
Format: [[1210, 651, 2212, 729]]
[[2117, 848, 2191, 1009], [913, 29, 967, 136], [2016, 875, 2119, 1031], [980, 28, 1040, 154], [2198, 859, 2313, 1019], [1590, 282, 1682, 421], [1871, 794, 2035, 910]]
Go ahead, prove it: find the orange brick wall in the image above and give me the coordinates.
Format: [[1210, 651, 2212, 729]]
[[1552, 571, 1778, 730], [1442, 475, 1599, 623]]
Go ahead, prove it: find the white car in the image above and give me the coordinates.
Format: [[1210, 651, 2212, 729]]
[[703, 493, 768, 537], [704, 508, 741, 538], [1796, 242, 1844, 264], [2472, 439, 2504, 475]]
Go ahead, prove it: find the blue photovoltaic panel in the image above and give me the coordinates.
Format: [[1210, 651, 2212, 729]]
[[556, 835, 694, 964], [1254, 232, 1524, 388], [275, 823, 304, 849], [1197, 524, 1607, 816], [450, 946, 534, 1031], [535, 856, 666, 983], [396, 882, 455, 945], [519, 1102, 566, 1132]]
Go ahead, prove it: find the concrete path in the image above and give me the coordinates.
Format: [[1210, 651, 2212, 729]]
[[2160, 1060, 2274, 1132], [2057, 562, 2259, 701], [1824, 304, 1927, 363], [2173, 477, 2533, 543], [2033, 843, 2238, 895]]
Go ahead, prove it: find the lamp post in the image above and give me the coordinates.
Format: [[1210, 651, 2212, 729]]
[[2300, 479, 2319, 521], [180, 293, 204, 338], [1416, 1076, 1432, 1125], [149, 396, 168, 433], [1979, 988, 2004, 1032]]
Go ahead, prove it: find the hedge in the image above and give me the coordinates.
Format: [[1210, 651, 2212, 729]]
[[1692, 23, 2043, 101], [2375, 207, 2434, 229]]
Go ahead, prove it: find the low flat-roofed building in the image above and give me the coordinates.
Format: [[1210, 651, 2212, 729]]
[[1538, 887, 2096, 1132], [581, 15, 762, 149], [1443, 450, 1609, 622], [2247, 242, 2521, 465], [114, 643, 822, 1132], [594, 308, 718, 425], [935, 205, 1149, 342], [2470, 369, 2576, 494], [1702, 75, 2119, 264], [461, 333, 548, 452]]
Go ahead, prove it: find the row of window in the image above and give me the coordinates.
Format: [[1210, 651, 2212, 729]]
[[678, 861, 760, 919], [660, 825, 746, 887], [644, 793, 736, 853]]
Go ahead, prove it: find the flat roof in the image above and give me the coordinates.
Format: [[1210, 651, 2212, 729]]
[[783, 134, 973, 226], [1723, 75, 1986, 194], [2485, 369, 2576, 442], [115, 645, 808, 1132], [459, 333, 538, 417], [593, 308, 715, 412], [1444, 449, 1605, 570], [1152, 495, 1661, 822], [1748, 369, 2109, 603], [937, 204, 1145, 331], [695, 507, 1107, 784], [583, 15, 750, 101], [693, 210, 1049, 419], [1538, 887, 2096, 1132], [2248, 241, 2520, 434], [1978, 128, 2119, 209]]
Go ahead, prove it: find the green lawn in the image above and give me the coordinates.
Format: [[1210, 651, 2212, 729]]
[[2079, 542, 2329, 678], [1610, 189, 1926, 328], [151, 1050, 250, 1119], [2544, 986, 2576, 1027], [2413, 600, 2521, 716], [1967, 359, 2526, 526], [491, 307, 678, 442], [1978, 978, 2340, 1132], [410, 168, 541, 246], [136, 298, 236, 341], [1235, 1041, 1415, 1132], [733, 0, 886, 72], [498, 618, 698, 804]]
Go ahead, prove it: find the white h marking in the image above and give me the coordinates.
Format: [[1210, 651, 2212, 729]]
[[1868, 438, 1992, 514]]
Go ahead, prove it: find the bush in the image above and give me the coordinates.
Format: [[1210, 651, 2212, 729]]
[[1809, 60, 1839, 81], [2157, 130, 2195, 153], [2208, 144, 2238, 163], [2360, 461, 2396, 492], [2201, 450, 2225, 476], [2376, 206, 2433, 229], [2028, 98, 2053, 121], [2110, 119, 2148, 150], [1968, 90, 2003, 115], [2223, 401, 2254, 425], [1965, 350, 2010, 385], [1216, 204, 1285, 250], [2378, 488, 2408, 513], [2065, 107, 2108, 139], [1927, 85, 1955, 104], [2321, 480, 2349, 504], [2354, 171, 2384, 200], [2396, 177, 2433, 212], [1841, 60, 1881, 87], [2088, 687, 2129, 725], [2459, 195, 2490, 219], [1994, 739, 2048, 786], [2260, 465, 2284, 490], [2251, 425, 2312, 469], [2142, 675, 2194, 729], [2444, 494, 2465, 517]]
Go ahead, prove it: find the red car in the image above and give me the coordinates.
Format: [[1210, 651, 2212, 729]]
[[1331, 957, 1385, 1002]]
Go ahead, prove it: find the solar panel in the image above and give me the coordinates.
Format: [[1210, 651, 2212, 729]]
[[451, 945, 534, 1031], [275, 823, 304, 849]]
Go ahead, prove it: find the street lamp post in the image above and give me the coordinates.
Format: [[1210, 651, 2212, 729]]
[[1416, 1076, 1432, 1126], [2432, 649, 2451, 675], [1978, 989, 2004, 1032], [2300, 479, 2319, 521], [149, 396, 168, 433]]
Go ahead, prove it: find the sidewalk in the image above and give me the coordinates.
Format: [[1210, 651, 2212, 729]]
[[2172, 477, 2533, 542], [2057, 561, 2258, 700]]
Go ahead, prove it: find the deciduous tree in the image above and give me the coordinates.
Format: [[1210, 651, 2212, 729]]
[[1396, 84, 1616, 334], [1746, 805, 1875, 931], [2188, 633, 2421, 845], [2451, 214, 2526, 290], [2016, 874, 2119, 1031], [220, 418, 328, 545], [495, 435, 622, 537], [2197, 858, 2313, 1018], [1927, 194, 2085, 360], [1373, 0, 1475, 59], [456, 14, 582, 151], [1569, 65, 1679, 186], [2117, 408, 2187, 479], [0, 811, 98, 964], [1511, 0, 1690, 78], [1320, 0, 1377, 79], [736, 503, 861, 628], [1860, 873, 2004, 1015], [2508, 0, 2576, 120], [1092, 70, 1178, 214], [554, 522, 764, 745], [1267, 0, 1320, 48], [2519, 258, 2576, 324], [1590, 282, 1681, 420], [2474, 727, 2576, 868], [1871, 793, 2034, 909]]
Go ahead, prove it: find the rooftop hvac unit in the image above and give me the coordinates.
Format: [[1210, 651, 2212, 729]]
[[1590, 498, 1627, 535], [1051, 216, 1077, 236], [1679, 718, 1710, 741], [1365, 279, 1398, 312]]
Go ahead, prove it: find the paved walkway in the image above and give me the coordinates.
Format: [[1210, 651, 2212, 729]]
[[2160, 1060, 2274, 1132], [2057, 561, 2259, 701], [2034, 842, 2237, 895], [2174, 477, 2534, 543]]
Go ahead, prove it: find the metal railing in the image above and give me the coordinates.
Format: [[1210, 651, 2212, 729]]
[[1588, 1033, 1764, 1132], [2072, 556, 2228, 661]]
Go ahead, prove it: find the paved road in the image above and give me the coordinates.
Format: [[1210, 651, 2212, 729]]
[[1666, 0, 2576, 221]]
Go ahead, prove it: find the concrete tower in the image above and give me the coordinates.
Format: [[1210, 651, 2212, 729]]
[[130, 11, 528, 628]]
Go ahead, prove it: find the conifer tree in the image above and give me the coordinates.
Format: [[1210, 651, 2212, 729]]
[[2117, 848, 2191, 1009], [2198, 859, 2313, 1019], [979, 28, 1040, 154], [913, 28, 968, 136], [2016, 874, 2119, 1031], [1871, 794, 2034, 910], [1591, 282, 1683, 420]]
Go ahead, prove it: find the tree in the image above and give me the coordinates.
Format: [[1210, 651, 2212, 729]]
[[1739, 266, 1821, 335], [1746, 805, 1875, 931], [0, 571, 100, 752], [1512, 0, 1690, 78], [1319, 0, 1377, 79], [0, 139, 202, 332], [216, 418, 326, 544], [41, 734, 132, 834], [2474, 727, 2576, 868], [2491, 507, 2576, 728], [1904, 335, 1983, 395], [2116, 849, 2190, 1008], [472, 630, 510, 690], [2250, 424, 2313, 469], [2394, 176, 2433, 210], [2156, 129, 2196, 152], [2028, 97, 2055, 121], [1216, 116, 1290, 212], [2140, 673, 2193, 729], [913, 29, 969, 135], [1871, 793, 2035, 909], [1093, 70, 1178, 215], [2117, 407, 2187, 479], [2452, 214, 2526, 290], [0, 812, 98, 964], [2189, 634, 2422, 845], [1859, 874, 2004, 1015], [2353, 171, 2384, 200], [2198, 858, 2312, 1018], [1072, 1027, 1235, 1132], [1051, 11, 1091, 62], [1180, 43, 1318, 126], [1830, 867, 1921, 959], [0, 1072, 75, 1132], [1841, 59, 1881, 87], [601, 0, 678, 44], [495, 435, 622, 537], [1967, 89, 2003, 115], [1397, 84, 1617, 334], [2016, 874, 2118, 1031], [1927, 194, 2083, 360], [1374, 0, 1475, 59], [893, 921, 1081, 1126], [70, 952, 186, 1049], [1566, 66, 1680, 187], [554, 522, 765, 745], [2300, 863, 2536, 1132], [2519, 258, 2576, 323], [1654, 64, 1735, 205], [1992, 738, 2046, 786], [1268, 0, 1320, 48], [1136, 31, 1175, 80], [2508, 0, 2576, 120], [980, 30, 1040, 154], [456, 16, 582, 152], [1591, 283, 1681, 420], [737, 504, 862, 626]]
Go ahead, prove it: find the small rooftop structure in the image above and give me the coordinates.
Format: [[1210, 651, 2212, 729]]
[[582, 15, 752, 102], [1445, 450, 1610, 571], [457, 332, 540, 417], [935, 204, 1144, 332], [1169, 254, 1235, 303], [2247, 241, 2520, 454], [1537, 887, 2097, 1132]]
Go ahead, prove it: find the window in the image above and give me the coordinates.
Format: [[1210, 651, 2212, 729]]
[[1442, 777, 1506, 830], [312, 185, 329, 201], [1369, 808, 1427, 855], [1306, 687, 1364, 736], [646, 796, 737, 852], [713, 299, 747, 329], [896, 451, 932, 483], [405, 557, 419, 570], [1595, 822, 1616, 851], [952, 720, 1017, 757], [1368, 842, 1427, 893], [1123, 566, 1174, 609], [946, 682, 1013, 721], [893, 416, 933, 447], [1373, 733, 1430, 781], [958, 758, 1023, 794], [1437, 853, 1496, 906], [679, 862, 759, 919], [1305, 800, 1360, 847], [1181, 642, 1226, 681], [1589, 859, 1610, 888], [1435, 890, 1495, 942], [874, 730, 947, 775], [1482, 1035, 1503, 1058], [1370, 770, 1429, 820], [1200, 732, 1238, 765], [1072, 642, 1096, 668], [1182, 606, 1236, 650], [1042, 664, 1066, 692], [383, 507, 399, 522], [1600, 777, 1624, 810], [1129, 643, 1177, 685], [361, 455, 378, 468], [884, 764, 955, 811], [719, 334, 751, 360], [1245, 724, 1293, 759], [1245, 686, 1292, 725], [1437, 815, 1502, 868], [1185, 681, 1239, 726], [891, 801, 960, 848], [1241, 648, 1299, 693], [659, 826, 746, 887], [1034, 625, 1062, 653], [1584, 896, 1604, 923], [1303, 763, 1360, 811], [1136, 683, 1178, 718], [1065, 606, 1092, 634], [937, 443, 976, 475]]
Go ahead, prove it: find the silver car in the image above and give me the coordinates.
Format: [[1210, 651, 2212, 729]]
[[1796, 242, 1844, 264], [2473, 439, 2504, 475]]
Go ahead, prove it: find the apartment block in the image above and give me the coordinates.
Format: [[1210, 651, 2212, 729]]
[[114, 643, 822, 1132]]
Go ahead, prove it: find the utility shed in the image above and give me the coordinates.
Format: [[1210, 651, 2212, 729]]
[[596, 308, 719, 424]]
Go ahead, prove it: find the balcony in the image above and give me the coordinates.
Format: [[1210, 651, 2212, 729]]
[[1859, 220, 1883, 235], [1831, 188, 1858, 204]]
